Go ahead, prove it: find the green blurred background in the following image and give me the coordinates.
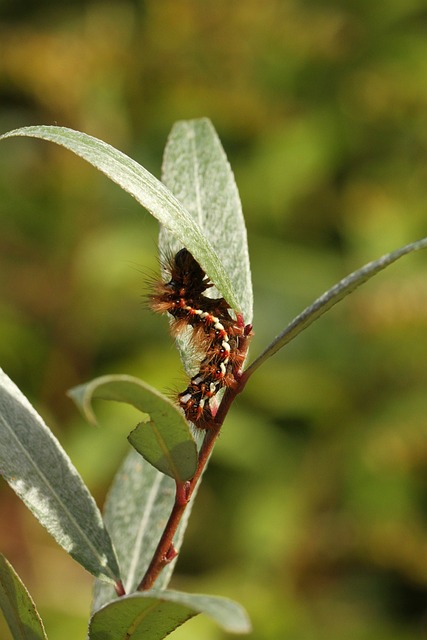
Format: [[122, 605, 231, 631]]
[[1, 1, 427, 638]]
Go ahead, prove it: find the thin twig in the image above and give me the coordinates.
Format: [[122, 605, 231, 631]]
[[137, 326, 252, 592], [137, 424, 221, 591]]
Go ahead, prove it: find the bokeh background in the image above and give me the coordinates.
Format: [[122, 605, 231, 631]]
[[1, 1, 427, 638]]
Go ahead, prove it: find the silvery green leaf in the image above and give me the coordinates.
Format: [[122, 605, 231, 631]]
[[161, 118, 253, 324], [246, 237, 427, 376], [92, 450, 201, 610], [0, 125, 239, 312], [0, 369, 120, 583], [0, 554, 48, 640]]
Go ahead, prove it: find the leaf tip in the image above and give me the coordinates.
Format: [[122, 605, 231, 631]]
[[67, 385, 98, 426]]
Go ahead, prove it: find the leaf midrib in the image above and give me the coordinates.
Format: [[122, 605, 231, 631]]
[[124, 472, 164, 592]]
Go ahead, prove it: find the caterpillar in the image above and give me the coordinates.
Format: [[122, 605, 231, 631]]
[[150, 248, 251, 429]]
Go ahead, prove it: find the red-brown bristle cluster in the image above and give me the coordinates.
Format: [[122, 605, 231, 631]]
[[150, 248, 251, 429]]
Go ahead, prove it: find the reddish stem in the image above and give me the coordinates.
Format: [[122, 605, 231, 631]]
[[115, 580, 126, 597], [137, 326, 252, 592], [137, 426, 220, 591]]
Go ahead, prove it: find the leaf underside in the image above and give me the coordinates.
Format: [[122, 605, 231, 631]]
[[160, 118, 253, 374], [92, 448, 202, 610], [89, 589, 251, 639], [161, 118, 253, 324], [0, 369, 120, 583]]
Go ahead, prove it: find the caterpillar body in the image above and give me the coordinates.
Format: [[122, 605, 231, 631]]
[[150, 248, 250, 429]]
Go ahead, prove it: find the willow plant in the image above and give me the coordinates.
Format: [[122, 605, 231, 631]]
[[0, 119, 426, 640]]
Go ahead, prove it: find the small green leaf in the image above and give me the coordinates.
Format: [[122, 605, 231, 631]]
[[127, 422, 195, 482], [0, 369, 120, 583], [0, 125, 239, 312], [92, 450, 200, 609], [161, 118, 253, 324], [246, 236, 427, 377], [68, 374, 198, 482], [89, 589, 251, 639], [0, 554, 48, 640]]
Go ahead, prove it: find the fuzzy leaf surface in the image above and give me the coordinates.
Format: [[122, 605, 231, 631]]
[[89, 589, 251, 639], [68, 375, 197, 482], [0, 554, 48, 640], [92, 450, 199, 610], [0, 125, 239, 312], [246, 237, 427, 376], [161, 118, 253, 324], [0, 369, 120, 583]]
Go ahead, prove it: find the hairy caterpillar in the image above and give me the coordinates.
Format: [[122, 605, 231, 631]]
[[150, 248, 251, 429]]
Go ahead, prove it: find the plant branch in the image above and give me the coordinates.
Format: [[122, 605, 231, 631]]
[[137, 327, 253, 592], [137, 424, 221, 591]]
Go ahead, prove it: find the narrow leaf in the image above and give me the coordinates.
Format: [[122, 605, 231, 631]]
[[161, 118, 253, 324], [0, 554, 48, 640], [68, 374, 198, 482], [0, 369, 120, 583], [89, 589, 251, 639], [0, 125, 240, 312], [92, 450, 201, 610], [246, 237, 427, 377]]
